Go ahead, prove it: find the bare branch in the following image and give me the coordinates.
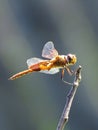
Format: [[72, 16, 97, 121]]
[[56, 65, 82, 130]]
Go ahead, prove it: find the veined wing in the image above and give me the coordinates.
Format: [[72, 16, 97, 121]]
[[42, 41, 58, 59], [40, 68, 59, 74], [27, 57, 46, 67]]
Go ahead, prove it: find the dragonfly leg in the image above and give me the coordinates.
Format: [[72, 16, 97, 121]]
[[61, 68, 73, 85], [64, 66, 75, 75]]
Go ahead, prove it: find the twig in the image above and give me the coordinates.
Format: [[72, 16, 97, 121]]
[[56, 65, 82, 130]]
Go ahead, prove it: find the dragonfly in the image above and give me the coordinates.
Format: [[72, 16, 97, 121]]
[[9, 41, 77, 83]]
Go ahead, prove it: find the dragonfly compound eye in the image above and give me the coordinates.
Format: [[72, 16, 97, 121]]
[[67, 54, 77, 65]]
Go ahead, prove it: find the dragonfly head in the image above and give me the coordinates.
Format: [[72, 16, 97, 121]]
[[66, 54, 77, 66]]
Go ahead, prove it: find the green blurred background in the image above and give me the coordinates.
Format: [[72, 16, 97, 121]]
[[0, 0, 98, 130]]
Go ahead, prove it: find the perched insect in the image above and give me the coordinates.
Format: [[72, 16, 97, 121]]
[[9, 41, 77, 83]]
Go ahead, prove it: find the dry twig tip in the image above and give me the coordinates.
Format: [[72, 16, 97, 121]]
[[56, 65, 82, 130]]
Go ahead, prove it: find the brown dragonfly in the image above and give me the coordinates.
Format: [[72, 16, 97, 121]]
[[9, 41, 77, 82]]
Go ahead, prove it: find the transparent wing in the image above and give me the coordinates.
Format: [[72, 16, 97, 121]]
[[40, 68, 59, 74], [42, 41, 58, 59], [27, 57, 45, 67]]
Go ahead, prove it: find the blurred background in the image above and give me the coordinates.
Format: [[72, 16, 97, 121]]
[[0, 0, 98, 130]]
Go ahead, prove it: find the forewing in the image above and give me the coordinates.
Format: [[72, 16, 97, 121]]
[[40, 68, 59, 74], [27, 57, 44, 67], [42, 41, 58, 59]]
